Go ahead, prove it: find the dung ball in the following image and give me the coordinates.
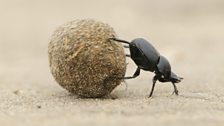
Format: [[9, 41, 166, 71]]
[[48, 19, 126, 98]]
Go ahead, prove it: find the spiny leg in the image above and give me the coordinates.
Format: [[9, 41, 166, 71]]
[[149, 76, 158, 97], [172, 82, 179, 95]]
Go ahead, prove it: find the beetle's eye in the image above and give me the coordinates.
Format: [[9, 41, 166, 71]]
[[161, 75, 165, 78]]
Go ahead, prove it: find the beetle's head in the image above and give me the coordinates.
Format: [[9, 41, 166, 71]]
[[169, 71, 183, 83], [157, 55, 183, 83]]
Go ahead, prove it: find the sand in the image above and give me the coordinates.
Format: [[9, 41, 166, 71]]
[[0, 0, 224, 126]]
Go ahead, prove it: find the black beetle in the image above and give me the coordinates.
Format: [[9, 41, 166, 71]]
[[109, 38, 183, 97]]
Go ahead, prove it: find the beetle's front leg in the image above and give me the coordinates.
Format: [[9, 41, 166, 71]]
[[171, 82, 179, 95]]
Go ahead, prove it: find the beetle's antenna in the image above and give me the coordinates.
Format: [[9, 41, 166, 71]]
[[109, 38, 131, 45]]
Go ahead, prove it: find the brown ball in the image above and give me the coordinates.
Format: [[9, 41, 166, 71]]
[[48, 19, 126, 98]]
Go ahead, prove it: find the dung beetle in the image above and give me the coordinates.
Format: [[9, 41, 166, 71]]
[[109, 38, 183, 97]]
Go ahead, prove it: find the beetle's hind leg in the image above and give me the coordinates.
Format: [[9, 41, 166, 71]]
[[109, 38, 131, 45], [171, 82, 179, 95], [122, 67, 140, 79], [113, 67, 140, 80], [123, 45, 129, 48]]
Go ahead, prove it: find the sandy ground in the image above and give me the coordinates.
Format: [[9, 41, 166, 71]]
[[1, 0, 224, 126]]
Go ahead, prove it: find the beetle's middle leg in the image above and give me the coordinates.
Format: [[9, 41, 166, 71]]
[[149, 76, 158, 97]]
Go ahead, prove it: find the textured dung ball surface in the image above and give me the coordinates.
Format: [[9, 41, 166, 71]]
[[48, 19, 126, 98]]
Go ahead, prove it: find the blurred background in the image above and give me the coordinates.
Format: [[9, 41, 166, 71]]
[[1, 0, 224, 91], [0, 0, 224, 125]]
